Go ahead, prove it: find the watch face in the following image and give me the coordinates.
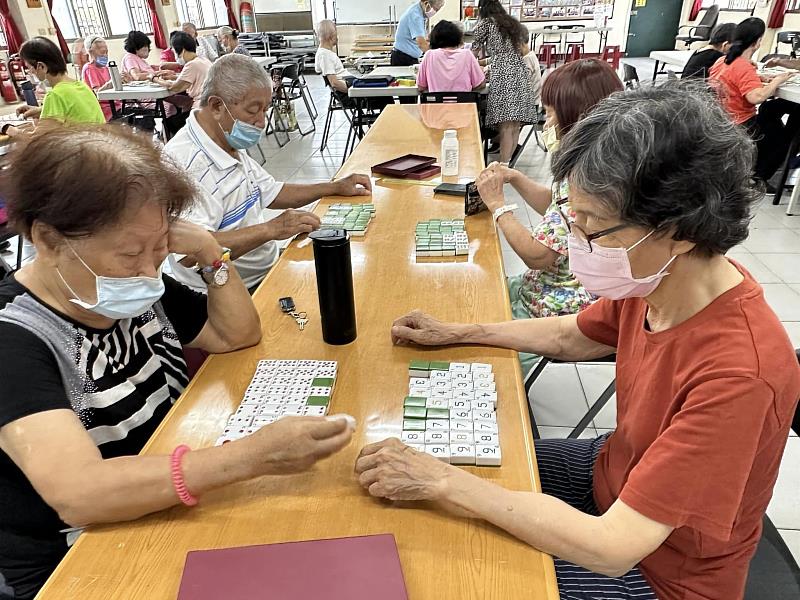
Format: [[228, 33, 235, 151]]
[[213, 265, 230, 286]]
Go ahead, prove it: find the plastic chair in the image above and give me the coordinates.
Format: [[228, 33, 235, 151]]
[[566, 43, 583, 63], [623, 63, 640, 90], [676, 4, 719, 47], [775, 31, 800, 58], [538, 44, 557, 69], [602, 45, 621, 70]]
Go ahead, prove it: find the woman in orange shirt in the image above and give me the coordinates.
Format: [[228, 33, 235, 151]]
[[709, 17, 798, 191]]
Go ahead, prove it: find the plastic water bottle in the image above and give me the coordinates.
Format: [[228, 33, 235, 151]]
[[441, 129, 459, 177], [108, 61, 122, 91]]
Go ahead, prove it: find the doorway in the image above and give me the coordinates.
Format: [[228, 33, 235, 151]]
[[626, 0, 684, 58]]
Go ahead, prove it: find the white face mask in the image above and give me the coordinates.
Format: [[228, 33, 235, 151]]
[[57, 242, 166, 320]]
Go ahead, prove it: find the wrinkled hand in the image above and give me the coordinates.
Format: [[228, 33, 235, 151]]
[[773, 72, 794, 86], [335, 173, 372, 197], [390, 309, 459, 347], [764, 58, 784, 69], [15, 105, 41, 119], [155, 69, 177, 80], [268, 209, 321, 240], [485, 161, 517, 184], [169, 220, 222, 267], [247, 415, 356, 475], [475, 166, 506, 212], [354, 438, 450, 501]]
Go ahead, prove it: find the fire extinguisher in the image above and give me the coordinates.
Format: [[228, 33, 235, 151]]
[[240, 2, 255, 33]]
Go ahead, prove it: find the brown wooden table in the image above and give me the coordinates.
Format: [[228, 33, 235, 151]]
[[36, 104, 558, 600]]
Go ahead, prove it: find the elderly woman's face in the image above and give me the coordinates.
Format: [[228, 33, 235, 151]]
[[53, 202, 170, 307], [136, 45, 151, 59], [91, 40, 108, 57]]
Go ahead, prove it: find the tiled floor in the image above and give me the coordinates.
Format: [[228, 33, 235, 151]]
[[1, 64, 797, 562]]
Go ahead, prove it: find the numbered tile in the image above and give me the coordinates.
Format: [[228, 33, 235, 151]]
[[449, 409, 471, 421], [470, 400, 494, 412], [450, 431, 475, 445], [472, 371, 494, 383], [449, 444, 476, 465], [453, 390, 475, 401], [409, 386, 431, 397], [474, 381, 496, 392], [258, 403, 285, 416], [302, 405, 327, 416], [474, 421, 499, 433], [425, 398, 449, 409], [406, 443, 426, 453], [450, 419, 474, 431], [474, 432, 499, 446], [252, 415, 277, 428], [471, 410, 496, 422], [430, 389, 453, 400], [475, 444, 502, 466], [448, 399, 470, 410], [409, 377, 430, 388], [425, 419, 450, 431], [424, 430, 449, 444], [448, 362, 471, 373], [474, 390, 497, 404], [424, 444, 451, 463], [401, 430, 425, 444], [429, 370, 451, 381], [470, 363, 493, 373]]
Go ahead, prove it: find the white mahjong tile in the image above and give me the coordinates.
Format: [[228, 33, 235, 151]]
[[453, 390, 475, 401], [450, 431, 475, 445], [409, 386, 431, 397], [450, 419, 474, 431], [424, 444, 450, 463], [456, 245, 469, 256], [474, 381, 496, 392], [474, 390, 497, 403], [315, 368, 338, 378], [430, 379, 451, 390], [307, 386, 331, 396], [448, 362, 471, 373], [449, 444, 476, 466], [302, 405, 327, 416], [401, 430, 425, 444], [297, 360, 318, 368], [475, 444, 501, 466], [474, 421, 498, 433], [425, 398, 449, 409], [409, 377, 430, 388], [234, 404, 260, 417], [259, 403, 285, 416], [252, 415, 277, 428], [470, 400, 494, 412], [227, 415, 253, 427], [452, 380, 473, 391], [470, 363, 493, 373], [430, 389, 453, 400], [406, 443, 426, 452], [275, 368, 296, 377], [425, 419, 450, 431], [277, 360, 299, 368], [474, 432, 499, 446], [448, 399, 470, 410], [429, 370, 451, 381], [242, 392, 267, 403], [424, 430, 449, 445], [451, 372, 471, 381], [471, 410, 496, 422], [264, 395, 291, 404], [449, 409, 471, 421], [257, 359, 280, 370], [472, 371, 494, 383], [250, 374, 273, 384], [265, 385, 289, 393]]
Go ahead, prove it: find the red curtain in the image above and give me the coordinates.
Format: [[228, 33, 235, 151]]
[[0, 0, 24, 54], [224, 0, 240, 30], [146, 0, 167, 49], [689, 0, 704, 21], [769, 0, 788, 29], [45, 0, 70, 60]]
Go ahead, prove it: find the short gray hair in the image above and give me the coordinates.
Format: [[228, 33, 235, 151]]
[[217, 25, 236, 38], [429, 0, 446, 9], [317, 19, 336, 42], [200, 54, 272, 107], [551, 81, 759, 256]]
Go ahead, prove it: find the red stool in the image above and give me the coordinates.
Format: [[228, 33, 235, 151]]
[[602, 45, 621, 69], [538, 43, 558, 69], [566, 43, 584, 63]]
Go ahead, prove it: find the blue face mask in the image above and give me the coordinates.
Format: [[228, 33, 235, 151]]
[[57, 243, 166, 320], [219, 100, 265, 150], [95, 55, 109, 67]]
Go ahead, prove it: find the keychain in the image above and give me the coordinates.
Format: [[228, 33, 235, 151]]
[[279, 297, 309, 331]]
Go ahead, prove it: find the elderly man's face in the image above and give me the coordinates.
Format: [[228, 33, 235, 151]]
[[182, 25, 198, 40], [222, 86, 271, 130]]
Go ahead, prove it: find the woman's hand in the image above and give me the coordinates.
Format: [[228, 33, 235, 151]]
[[243, 415, 356, 475], [354, 438, 451, 501], [390, 309, 463, 346], [168, 220, 223, 267], [15, 105, 41, 120], [476, 166, 506, 212]]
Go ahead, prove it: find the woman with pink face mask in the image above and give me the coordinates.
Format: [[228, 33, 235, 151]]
[[354, 84, 800, 600]]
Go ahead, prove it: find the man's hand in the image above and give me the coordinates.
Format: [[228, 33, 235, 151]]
[[334, 173, 372, 197], [15, 105, 41, 120], [390, 309, 464, 346], [267, 209, 321, 240]]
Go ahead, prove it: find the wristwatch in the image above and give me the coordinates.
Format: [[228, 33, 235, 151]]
[[492, 203, 518, 223], [196, 247, 231, 287]]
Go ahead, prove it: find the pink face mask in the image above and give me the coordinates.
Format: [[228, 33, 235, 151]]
[[567, 230, 676, 300]]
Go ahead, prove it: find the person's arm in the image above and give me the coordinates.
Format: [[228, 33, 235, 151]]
[[326, 73, 348, 94], [1, 409, 354, 528], [15, 105, 42, 119], [495, 211, 559, 270], [271, 174, 373, 209], [765, 57, 800, 70], [207, 210, 323, 260], [390, 310, 615, 362], [745, 71, 793, 105], [416, 36, 430, 53], [482, 162, 552, 215], [127, 66, 153, 82], [355, 439, 673, 577], [153, 75, 190, 94]]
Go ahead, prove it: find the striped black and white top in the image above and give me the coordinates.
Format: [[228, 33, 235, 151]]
[[0, 274, 208, 600]]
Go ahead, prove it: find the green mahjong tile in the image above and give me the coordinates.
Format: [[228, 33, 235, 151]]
[[403, 419, 426, 431], [426, 407, 449, 419], [312, 377, 335, 387], [352, 224, 367, 231], [409, 359, 430, 371], [404, 396, 427, 407], [403, 406, 427, 419], [429, 361, 450, 371], [306, 396, 330, 406]]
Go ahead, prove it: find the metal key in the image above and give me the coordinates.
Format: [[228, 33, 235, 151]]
[[297, 318, 308, 331]]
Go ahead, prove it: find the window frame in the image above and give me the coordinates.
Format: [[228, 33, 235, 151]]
[[175, 0, 229, 29], [701, 0, 757, 12], [52, 0, 154, 42], [0, 21, 7, 50], [788, 0, 800, 14]]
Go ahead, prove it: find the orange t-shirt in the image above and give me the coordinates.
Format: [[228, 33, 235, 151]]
[[709, 56, 763, 124], [577, 261, 800, 600]]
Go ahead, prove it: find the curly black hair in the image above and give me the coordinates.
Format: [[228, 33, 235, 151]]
[[430, 20, 464, 50], [124, 30, 152, 54], [552, 81, 759, 256]]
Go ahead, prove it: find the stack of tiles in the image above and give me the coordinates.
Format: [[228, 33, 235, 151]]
[[320, 203, 376, 236], [415, 219, 469, 258], [216, 359, 338, 445], [401, 360, 501, 466]]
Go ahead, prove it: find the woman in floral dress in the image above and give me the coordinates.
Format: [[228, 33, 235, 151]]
[[475, 59, 623, 373]]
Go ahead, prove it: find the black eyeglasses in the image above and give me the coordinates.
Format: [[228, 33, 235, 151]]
[[555, 197, 630, 253]]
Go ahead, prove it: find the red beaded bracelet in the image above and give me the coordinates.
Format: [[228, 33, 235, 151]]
[[170, 444, 198, 506]]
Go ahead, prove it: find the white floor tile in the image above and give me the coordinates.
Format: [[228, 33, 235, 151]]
[[754, 254, 800, 284], [729, 252, 782, 284], [767, 436, 800, 529], [778, 529, 800, 564], [576, 363, 618, 430], [742, 229, 800, 253], [762, 284, 800, 321], [782, 322, 800, 351], [537, 425, 598, 440], [530, 363, 591, 428], [749, 211, 788, 230]]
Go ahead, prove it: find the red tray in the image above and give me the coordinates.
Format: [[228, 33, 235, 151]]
[[372, 154, 437, 177], [405, 164, 441, 180]]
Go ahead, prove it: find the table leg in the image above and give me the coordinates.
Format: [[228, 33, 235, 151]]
[[109, 100, 120, 119], [773, 132, 800, 205], [787, 179, 800, 215], [652, 60, 661, 82]]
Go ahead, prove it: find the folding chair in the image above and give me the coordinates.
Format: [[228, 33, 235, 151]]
[[272, 62, 315, 136], [319, 77, 354, 153]]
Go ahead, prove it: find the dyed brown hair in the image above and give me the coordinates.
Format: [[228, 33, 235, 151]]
[[541, 59, 624, 135], [1, 124, 196, 239]]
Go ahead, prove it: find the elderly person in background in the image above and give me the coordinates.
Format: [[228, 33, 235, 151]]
[[0, 125, 356, 600], [182, 22, 220, 62], [164, 54, 371, 292], [159, 30, 183, 73], [355, 84, 800, 599], [217, 26, 250, 57], [82, 35, 130, 121], [153, 31, 212, 109], [121, 30, 176, 82], [392, 0, 446, 66]]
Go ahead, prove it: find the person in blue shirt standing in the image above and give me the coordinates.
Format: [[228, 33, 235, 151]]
[[391, 0, 446, 66]]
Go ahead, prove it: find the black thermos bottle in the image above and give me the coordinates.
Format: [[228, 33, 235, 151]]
[[309, 229, 357, 345]]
